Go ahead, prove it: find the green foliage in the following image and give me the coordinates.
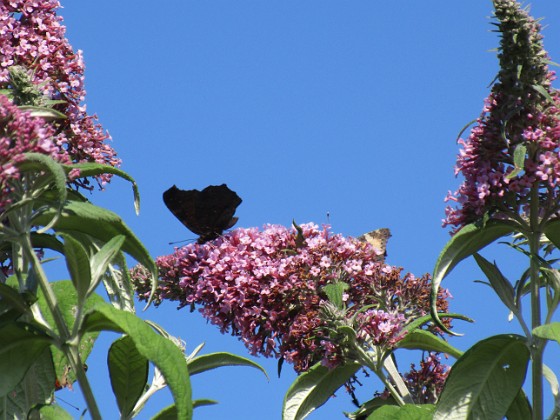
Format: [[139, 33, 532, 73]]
[[282, 362, 360, 420], [434, 335, 530, 420], [108, 335, 149, 418]]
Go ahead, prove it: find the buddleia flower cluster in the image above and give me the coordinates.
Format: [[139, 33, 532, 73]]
[[0, 0, 119, 195], [132, 223, 452, 374], [444, 0, 560, 231]]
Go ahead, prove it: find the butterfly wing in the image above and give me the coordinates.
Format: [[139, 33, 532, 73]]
[[163, 185, 204, 234], [195, 184, 242, 241], [357, 228, 391, 262], [163, 184, 242, 243]]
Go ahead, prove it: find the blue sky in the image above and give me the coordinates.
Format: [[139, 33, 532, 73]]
[[53, 2, 560, 419]]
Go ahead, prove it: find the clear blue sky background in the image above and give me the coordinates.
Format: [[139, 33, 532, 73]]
[[52, 2, 560, 419]]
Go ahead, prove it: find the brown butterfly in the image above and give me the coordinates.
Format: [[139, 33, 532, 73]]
[[163, 184, 242, 244], [357, 228, 391, 262]]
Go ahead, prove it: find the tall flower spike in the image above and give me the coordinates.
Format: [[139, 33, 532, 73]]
[[444, 0, 560, 231]]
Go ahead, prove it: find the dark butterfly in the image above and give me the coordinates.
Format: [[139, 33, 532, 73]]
[[163, 184, 242, 244]]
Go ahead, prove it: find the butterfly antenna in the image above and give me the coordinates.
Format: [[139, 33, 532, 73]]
[[54, 396, 81, 411], [168, 239, 195, 245]]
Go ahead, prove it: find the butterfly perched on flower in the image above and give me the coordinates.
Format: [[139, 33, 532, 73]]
[[163, 184, 242, 244], [357, 228, 391, 262]]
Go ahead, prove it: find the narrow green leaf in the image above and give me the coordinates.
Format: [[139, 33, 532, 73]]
[[395, 330, 463, 359], [544, 220, 560, 252], [33, 200, 157, 306], [473, 254, 516, 313], [18, 105, 67, 120], [193, 399, 219, 408], [505, 389, 532, 420], [432, 221, 517, 333], [35, 281, 102, 388], [531, 84, 555, 104], [283, 362, 360, 420], [82, 303, 192, 419], [188, 352, 268, 379], [89, 235, 125, 296], [30, 232, 64, 254], [0, 322, 53, 397], [366, 404, 436, 419], [505, 144, 526, 179], [108, 335, 149, 418], [19, 152, 67, 232], [434, 334, 530, 420], [345, 396, 397, 420], [323, 282, 349, 309], [61, 162, 140, 215], [543, 363, 559, 399], [151, 400, 219, 419], [30, 404, 74, 420], [61, 234, 91, 302], [533, 322, 560, 343]]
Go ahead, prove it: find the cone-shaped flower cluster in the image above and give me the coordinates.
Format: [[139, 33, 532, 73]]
[[444, 0, 560, 231], [0, 0, 119, 189], [133, 223, 451, 373]]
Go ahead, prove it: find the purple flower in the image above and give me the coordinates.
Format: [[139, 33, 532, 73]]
[[444, 0, 560, 231], [132, 223, 452, 373], [376, 352, 450, 404], [0, 1, 119, 188]]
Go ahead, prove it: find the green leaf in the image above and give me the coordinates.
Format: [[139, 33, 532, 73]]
[[82, 303, 192, 419], [1, 347, 58, 419], [61, 234, 92, 303], [33, 200, 158, 306], [473, 254, 517, 314], [432, 221, 517, 333], [543, 363, 559, 399], [0, 282, 31, 315], [193, 399, 219, 408], [188, 352, 268, 379], [89, 235, 125, 297], [0, 322, 53, 397], [366, 404, 436, 419], [19, 153, 67, 232], [30, 232, 64, 254], [18, 105, 67, 120], [108, 335, 149, 418], [505, 389, 532, 420], [434, 334, 530, 420], [533, 322, 560, 343], [152, 404, 179, 420], [61, 162, 141, 215], [345, 396, 397, 420], [531, 84, 555, 105], [35, 281, 102, 388], [155, 399, 219, 418], [322, 282, 349, 309], [395, 330, 463, 359], [30, 404, 74, 420], [283, 362, 360, 420], [544, 220, 560, 251], [505, 144, 526, 179]]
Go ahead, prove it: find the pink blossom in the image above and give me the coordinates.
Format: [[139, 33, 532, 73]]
[[444, 0, 560, 231], [0, 1, 119, 189], [132, 223, 452, 373]]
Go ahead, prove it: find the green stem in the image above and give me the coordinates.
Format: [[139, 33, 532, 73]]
[[529, 186, 543, 420], [23, 235, 102, 420]]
